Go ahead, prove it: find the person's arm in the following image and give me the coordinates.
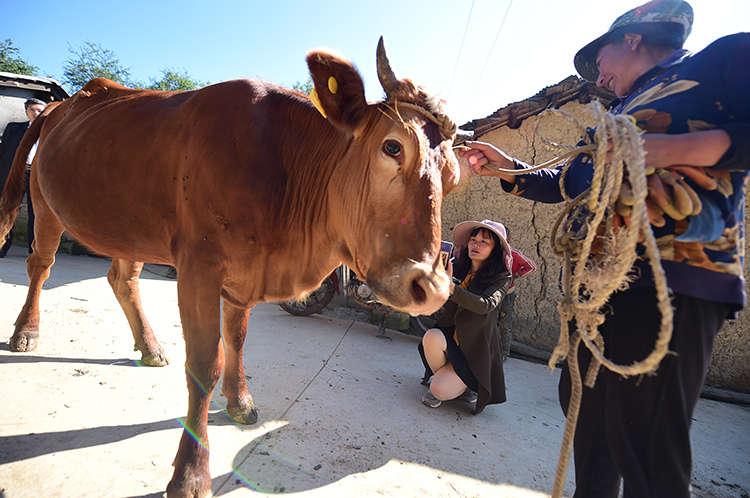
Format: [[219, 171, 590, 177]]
[[712, 123, 750, 171], [711, 33, 750, 171], [642, 130, 733, 170], [0, 125, 13, 162], [458, 140, 570, 203], [645, 35, 750, 172], [450, 273, 510, 315]]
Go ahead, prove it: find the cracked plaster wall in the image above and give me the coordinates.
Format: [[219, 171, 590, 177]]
[[443, 101, 750, 393]]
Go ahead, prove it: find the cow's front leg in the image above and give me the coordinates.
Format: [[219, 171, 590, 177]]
[[221, 302, 257, 424], [167, 272, 223, 498], [107, 258, 168, 366]]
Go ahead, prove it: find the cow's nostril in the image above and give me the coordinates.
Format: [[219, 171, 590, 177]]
[[411, 278, 427, 303]]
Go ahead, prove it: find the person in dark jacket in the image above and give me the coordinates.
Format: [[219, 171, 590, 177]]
[[419, 219, 511, 415], [0, 98, 47, 257], [457, 1, 749, 496]]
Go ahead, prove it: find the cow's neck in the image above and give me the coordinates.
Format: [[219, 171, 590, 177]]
[[271, 123, 357, 290]]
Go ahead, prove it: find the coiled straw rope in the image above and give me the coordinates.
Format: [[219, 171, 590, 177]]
[[486, 101, 674, 497]]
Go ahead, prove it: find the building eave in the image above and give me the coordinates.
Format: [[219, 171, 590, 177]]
[[0, 72, 69, 101], [462, 75, 615, 136]]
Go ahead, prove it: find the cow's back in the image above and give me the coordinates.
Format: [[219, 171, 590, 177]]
[[36, 78, 302, 266]]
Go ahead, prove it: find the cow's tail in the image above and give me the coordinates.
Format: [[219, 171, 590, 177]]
[[0, 111, 47, 241]]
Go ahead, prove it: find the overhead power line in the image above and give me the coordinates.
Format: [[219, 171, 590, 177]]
[[465, 0, 515, 118], [447, 0, 476, 101]]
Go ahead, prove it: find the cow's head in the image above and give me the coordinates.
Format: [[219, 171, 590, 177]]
[[307, 37, 460, 316]]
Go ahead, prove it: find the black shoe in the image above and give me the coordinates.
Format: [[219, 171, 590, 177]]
[[421, 389, 442, 408], [457, 388, 478, 404]]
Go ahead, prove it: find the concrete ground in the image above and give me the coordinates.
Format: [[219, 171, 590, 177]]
[[0, 244, 748, 498]]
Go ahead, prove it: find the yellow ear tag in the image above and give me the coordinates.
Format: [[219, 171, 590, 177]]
[[309, 87, 327, 118], [327, 76, 338, 94]]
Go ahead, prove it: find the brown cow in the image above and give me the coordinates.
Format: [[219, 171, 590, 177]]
[[0, 38, 459, 497]]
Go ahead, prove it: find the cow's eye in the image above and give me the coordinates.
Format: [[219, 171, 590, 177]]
[[383, 141, 402, 157]]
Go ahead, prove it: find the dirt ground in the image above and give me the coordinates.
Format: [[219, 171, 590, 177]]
[[0, 245, 748, 498]]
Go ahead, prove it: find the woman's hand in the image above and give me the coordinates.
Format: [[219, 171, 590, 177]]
[[457, 141, 518, 183]]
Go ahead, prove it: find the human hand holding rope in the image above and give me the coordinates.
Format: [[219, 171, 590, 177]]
[[457, 141, 518, 182]]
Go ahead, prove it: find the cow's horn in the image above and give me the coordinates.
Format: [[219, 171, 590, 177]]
[[376, 36, 398, 97]]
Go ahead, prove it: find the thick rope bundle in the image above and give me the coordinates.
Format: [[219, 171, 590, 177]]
[[546, 103, 674, 498], [494, 101, 674, 497]]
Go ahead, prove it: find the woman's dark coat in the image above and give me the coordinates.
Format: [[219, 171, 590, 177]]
[[0, 121, 30, 191], [420, 270, 511, 414]]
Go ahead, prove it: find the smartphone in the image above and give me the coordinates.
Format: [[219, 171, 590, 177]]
[[440, 241, 454, 268]]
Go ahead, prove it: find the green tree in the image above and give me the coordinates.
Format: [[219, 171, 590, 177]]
[[147, 68, 208, 91], [292, 77, 314, 95], [0, 39, 39, 76], [61, 41, 133, 93]]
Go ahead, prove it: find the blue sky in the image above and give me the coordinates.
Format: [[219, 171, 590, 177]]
[[3, 0, 748, 125]]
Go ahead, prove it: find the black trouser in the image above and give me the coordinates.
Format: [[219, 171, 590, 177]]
[[0, 169, 34, 256], [558, 287, 729, 498], [498, 290, 516, 356], [24, 169, 34, 253], [0, 226, 11, 256]]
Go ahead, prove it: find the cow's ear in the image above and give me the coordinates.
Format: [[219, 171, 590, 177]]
[[306, 50, 367, 133]]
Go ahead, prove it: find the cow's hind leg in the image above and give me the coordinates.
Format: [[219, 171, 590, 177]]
[[9, 206, 64, 352], [107, 258, 169, 366], [221, 301, 257, 424], [167, 267, 223, 498]]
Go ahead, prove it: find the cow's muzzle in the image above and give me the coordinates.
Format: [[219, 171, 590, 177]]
[[368, 261, 450, 316]]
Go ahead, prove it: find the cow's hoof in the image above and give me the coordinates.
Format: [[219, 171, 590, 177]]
[[166, 468, 210, 498], [227, 396, 258, 425], [141, 351, 170, 367], [9, 331, 39, 352]]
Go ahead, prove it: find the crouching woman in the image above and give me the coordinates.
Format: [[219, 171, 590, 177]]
[[418, 219, 512, 414]]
